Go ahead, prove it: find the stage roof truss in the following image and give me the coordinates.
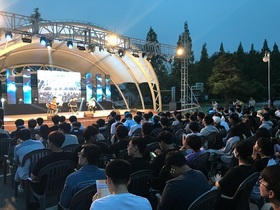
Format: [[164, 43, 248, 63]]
[[0, 11, 177, 111]]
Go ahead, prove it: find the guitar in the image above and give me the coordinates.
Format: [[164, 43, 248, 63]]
[[49, 103, 57, 109]]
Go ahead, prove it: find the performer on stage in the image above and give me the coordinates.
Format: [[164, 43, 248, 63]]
[[68, 98, 78, 113], [86, 97, 96, 113], [49, 96, 58, 114]]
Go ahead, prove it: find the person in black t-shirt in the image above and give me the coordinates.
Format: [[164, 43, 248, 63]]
[[31, 131, 77, 194], [127, 137, 151, 173]]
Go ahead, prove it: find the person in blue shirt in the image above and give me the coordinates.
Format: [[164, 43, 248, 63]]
[[59, 144, 106, 208]]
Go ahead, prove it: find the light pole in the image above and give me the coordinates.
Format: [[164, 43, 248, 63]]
[[263, 51, 271, 108]]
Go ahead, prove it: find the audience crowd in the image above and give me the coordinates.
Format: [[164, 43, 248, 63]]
[[2, 102, 280, 210]]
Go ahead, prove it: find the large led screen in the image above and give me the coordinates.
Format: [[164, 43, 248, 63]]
[[37, 70, 81, 103]]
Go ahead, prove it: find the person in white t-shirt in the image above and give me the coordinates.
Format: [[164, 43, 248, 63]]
[[90, 160, 152, 210]]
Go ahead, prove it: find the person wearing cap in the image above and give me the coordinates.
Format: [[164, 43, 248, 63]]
[[213, 116, 226, 131]]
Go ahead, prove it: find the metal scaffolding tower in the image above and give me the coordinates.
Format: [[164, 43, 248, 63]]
[[179, 29, 201, 112]]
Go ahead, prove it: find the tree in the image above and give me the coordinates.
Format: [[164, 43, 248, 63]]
[[145, 28, 169, 92], [219, 43, 225, 54], [196, 43, 212, 92], [208, 53, 244, 107]]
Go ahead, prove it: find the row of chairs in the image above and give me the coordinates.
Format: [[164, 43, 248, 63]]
[[56, 170, 259, 210]]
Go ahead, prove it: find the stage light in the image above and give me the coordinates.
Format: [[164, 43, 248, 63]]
[[77, 43, 86, 51], [132, 52, 139, 58], [22, 37, 32, 43], [87, 45, 95, 54], [107, 34, 118, 46], [5, 32, 13, 41], [118, 49, 125, 58], [67, 41, 73, 49], [46, 40, 52, 49], [99, 46, 104, 52], [40, 37, 47, 46], [176, 47, 185, 56]]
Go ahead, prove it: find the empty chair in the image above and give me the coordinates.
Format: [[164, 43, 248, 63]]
[[219, 172, 260, 210], [3, 144, 15, 185], [25, 160, 76, 210], [205, 132, 218, 149], [188, 188, 221, 210], [62, 144, 79, 153], [0, 138, 11, 167], [191, 152, 210, 178], [14, 148, 51, 196], [131, 128, 142, 137], [58, 184, 97, 210], [174, 129, 186, 147], [116, 149, 129, 160], [128, 169, 153, 198], [143, 142, 160, 161], [98, 154, 114, 169], [215, 129, 227, 149]]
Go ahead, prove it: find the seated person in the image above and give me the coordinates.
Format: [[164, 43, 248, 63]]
[[90, 160, 152, 210], [59, 144, 106, 208], [31, 131, 77, 194], [68, 98, 78, 113], [87, 97, 96, 113], [214, 140, 256, 210], [259, 165, 280, 210], [127, 137, 152, 173], [110, 125, 130, 157], [14, 129, 45, 192], [49, 96, 58, 113], [182, 135, 206, 167], [157, 151, 210, 210]]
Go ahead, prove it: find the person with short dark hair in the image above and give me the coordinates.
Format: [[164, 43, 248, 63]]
[[58, 122, 79, 147], [90, 160, 152, 210], [31, 131, 77, 194], [14, 128, 45, 192], [35, 124, 50, 147], [110, 125, 130, 157], [200, 114, 219, 137], [49, 115, 60, 132], [60, 144, 106, 208], [127, 137, 151, 173], [59, 115, 66, 124], [110, 114, 122, 137], [34, 117, 44, 131], [157, 151, 210, 210], [10, 118, 25, 146], [150, 131, 176, 191], [28, 118, 39, 140], [128, 115, 142, 136], [260, 165, 280, 210], [259, 113, 273, 131], [96, 118, 110, 140], [184, 135, 206, 166]]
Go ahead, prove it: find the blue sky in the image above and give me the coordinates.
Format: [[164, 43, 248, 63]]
[[1, 0, 280, 61]]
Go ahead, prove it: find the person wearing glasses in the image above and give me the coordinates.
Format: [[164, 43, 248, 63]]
[[59, 144, 106, 209], [259, 165, 280, 210]]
